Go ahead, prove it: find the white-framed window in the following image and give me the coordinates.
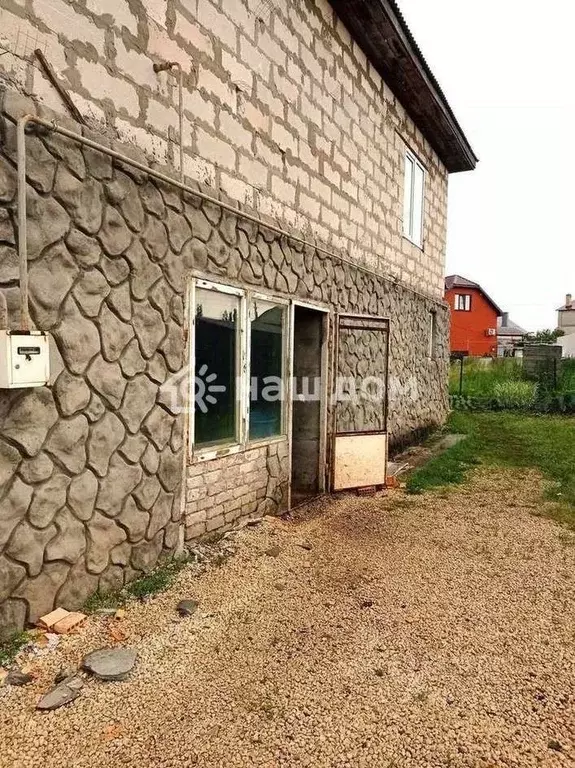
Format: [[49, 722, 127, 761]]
[[403, 150, 425, 247], [454, 293, 471, 311], [248, 295, 288, 441], [192, 281, 243, 450], [428, 310, 438, 359], [189, 279, 288, 458]]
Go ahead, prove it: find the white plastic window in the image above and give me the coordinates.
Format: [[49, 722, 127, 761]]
[[454, 294, 471, 311], [403, 151, 425, 247]]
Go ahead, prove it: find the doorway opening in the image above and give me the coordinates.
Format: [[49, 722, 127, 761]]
[[290, 305, 327, 507]]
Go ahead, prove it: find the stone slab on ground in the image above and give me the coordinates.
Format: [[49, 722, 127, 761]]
[[4, 668, 33, 687], [390, 433, 468, 477], [36, 675, 83, 710], [435, 433, 467, 451], [82, 648, 137, 681]]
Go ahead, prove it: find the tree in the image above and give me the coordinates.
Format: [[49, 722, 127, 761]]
[[524, 328, 565, 345]]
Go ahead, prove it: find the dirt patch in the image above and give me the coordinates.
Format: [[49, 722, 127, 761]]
[[1, 468, 574, 767]]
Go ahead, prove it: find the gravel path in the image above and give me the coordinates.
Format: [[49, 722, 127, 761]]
[[2, 468, 575, 767]]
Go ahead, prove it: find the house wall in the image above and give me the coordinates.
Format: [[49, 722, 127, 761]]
[[0, 0, 456, 634], [0, 0, 448, 298], [558, 310, 575, 335], [445, 287, 498, 357], [0, 87, 449, 634], [558, 334, 575, 358]]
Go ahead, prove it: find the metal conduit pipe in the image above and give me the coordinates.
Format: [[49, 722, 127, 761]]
[[17, 116, 31, 331], [16, 114, 444, 329]]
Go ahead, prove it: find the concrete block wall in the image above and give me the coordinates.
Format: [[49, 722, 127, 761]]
[[0, 0, 448, 297], [185, 441, 289, 539]]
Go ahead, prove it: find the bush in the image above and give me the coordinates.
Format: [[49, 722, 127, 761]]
[[560, 359, 575, 391], [535, 390, 575, 414], [493, 380, 537, 410]]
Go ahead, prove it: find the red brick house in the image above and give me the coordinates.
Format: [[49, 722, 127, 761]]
[[445, 275, 502, 356]]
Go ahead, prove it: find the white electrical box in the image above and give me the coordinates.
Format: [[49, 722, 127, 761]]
[[0, 330, 50, 388]]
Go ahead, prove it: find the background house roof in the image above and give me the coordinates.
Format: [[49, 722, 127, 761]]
[[329, 0, 478, 173], [497, 316, 527, 336], [444, 274, 504, 316], [445, 275, 479, 291]]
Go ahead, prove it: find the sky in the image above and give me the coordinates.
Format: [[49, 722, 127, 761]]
[[399, 0, 574, 331]]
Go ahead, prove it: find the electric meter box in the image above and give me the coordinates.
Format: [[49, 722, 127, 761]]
[[0, 330, 50, 388]]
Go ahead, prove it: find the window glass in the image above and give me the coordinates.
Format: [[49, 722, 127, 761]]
[[194, 287, 239, 447], [412, 163, 424, 246], [404, 151, 424, 245], [455, 294, 471, 311], [249, 299, 285, 440], [403, 155, 414, 237]]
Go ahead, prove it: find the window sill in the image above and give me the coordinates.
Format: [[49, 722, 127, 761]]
[[193, 443, 243, 464], [402, 234, 423, 251], [191, 434, 288, 464], [247, 434, 288, 450]]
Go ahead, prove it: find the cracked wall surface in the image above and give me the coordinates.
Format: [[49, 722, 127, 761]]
[[0, 0, 449, 298], [0, 82, 449, 637]]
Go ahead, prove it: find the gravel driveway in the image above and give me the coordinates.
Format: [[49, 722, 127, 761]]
[[2, 468, 575, 767]]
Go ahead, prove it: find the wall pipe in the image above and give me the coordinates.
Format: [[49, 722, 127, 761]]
[[17, 116, 31, 331], [16, 114, 445, 331]]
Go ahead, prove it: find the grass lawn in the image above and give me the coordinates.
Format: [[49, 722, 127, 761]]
[[407, 411, 575, 526], [449, 358, 524, 396]]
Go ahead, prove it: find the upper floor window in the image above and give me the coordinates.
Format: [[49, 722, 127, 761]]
[[454, 294, 471, 311], [403, 151, 425, 247]]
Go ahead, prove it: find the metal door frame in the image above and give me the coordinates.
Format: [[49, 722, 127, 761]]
[[331, 313, 390, 491]]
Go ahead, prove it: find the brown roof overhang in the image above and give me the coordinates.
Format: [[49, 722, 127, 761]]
[[329, 0, 478, 173]]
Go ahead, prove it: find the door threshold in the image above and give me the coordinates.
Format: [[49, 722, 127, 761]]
[[287, 491, 326, 512]]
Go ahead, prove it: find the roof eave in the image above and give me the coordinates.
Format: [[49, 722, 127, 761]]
[[329, 0, 478, 173]]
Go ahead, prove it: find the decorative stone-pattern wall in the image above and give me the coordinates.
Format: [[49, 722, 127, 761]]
[[0, 0, 448, 298], [0, 83, 449, 636], [335, 325, 388, 433], [0, 91, 194, 634]]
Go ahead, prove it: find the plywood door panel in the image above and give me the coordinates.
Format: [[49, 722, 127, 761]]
[[333, 434, 387, 490]]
